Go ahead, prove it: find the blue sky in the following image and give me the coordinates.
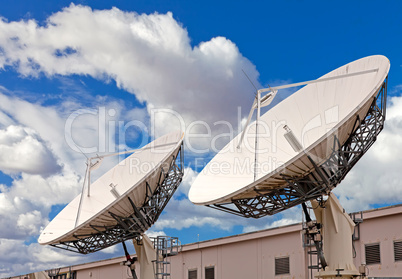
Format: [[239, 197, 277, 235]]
[[1, 0, 402, 277]]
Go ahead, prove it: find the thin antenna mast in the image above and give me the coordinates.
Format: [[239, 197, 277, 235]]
[[241, 69, 259, 95], [75, 162, 89, 228], [254, 91, 261, 181]]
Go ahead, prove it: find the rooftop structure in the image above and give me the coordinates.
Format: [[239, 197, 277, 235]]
[[10, 203, 402, 279]]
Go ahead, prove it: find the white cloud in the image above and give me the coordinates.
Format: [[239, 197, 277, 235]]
[[0, 125, 61, 176], [0, 186, 48, 240], [145, 230, 167, 239], [0, 239, 85, 277], [176, 167, 197, 197], [17, 210, 43, 235], [0, 170, 81, 240], [0, 4, 259, 150], [99, 244, 120, 254]]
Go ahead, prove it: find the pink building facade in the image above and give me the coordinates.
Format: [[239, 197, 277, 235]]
[[9, 204, 402, 279]]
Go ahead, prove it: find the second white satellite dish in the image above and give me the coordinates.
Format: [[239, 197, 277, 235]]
[[39, 130, 184, 253]]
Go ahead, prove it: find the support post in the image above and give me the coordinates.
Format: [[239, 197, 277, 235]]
[[133, 234, 158, 279], [312, 194, 360, 278]]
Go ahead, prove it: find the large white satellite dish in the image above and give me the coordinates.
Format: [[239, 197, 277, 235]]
[[189, 55, 389, 217], [39, 130, 184, 254]]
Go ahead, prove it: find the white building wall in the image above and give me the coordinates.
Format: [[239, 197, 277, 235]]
[[170, 224, 307, 279], [8, 204, 402, 279], [355, 207, 402, 277]]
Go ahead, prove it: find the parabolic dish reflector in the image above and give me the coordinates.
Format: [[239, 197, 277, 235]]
[[39, 130, 184, 253], [189, 55, 389, 217]]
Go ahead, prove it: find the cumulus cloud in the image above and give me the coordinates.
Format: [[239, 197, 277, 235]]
[[176, 167, 197, 197], [99, 244, 120, 254], [145, 230, 167, 239], [0, 164, 83, 241], [16, 210, 43, 235], [0, 125, 61, 176], [0, 184, 47, 240], [0, 4, 259, 151], [0, 239, 85, 277]]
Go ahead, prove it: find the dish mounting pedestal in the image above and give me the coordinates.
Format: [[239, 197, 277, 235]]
[[307, 194, 361, 278]]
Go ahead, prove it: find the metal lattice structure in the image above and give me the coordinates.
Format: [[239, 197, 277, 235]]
[[152, 236, 181, 279], [208, 78, 387, 218], [51, 144, 184, 254]]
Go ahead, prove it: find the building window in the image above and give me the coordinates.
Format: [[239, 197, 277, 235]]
[[394, 240, 402, 262], [205, 266, 214, 279], [275, 256, 290, 275], [188, 269, 197, 279], [365, 243, 381, 265]]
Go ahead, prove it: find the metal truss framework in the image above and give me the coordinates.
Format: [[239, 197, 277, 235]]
[[152, 236, 181, 279], [208, 78, 388, 218], [51, 144, 184, 254]]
